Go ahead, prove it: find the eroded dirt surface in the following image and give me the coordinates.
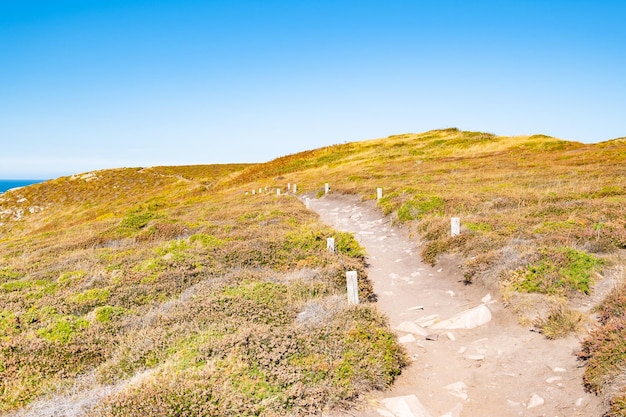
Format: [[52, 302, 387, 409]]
[[309, 194, 604, 417]]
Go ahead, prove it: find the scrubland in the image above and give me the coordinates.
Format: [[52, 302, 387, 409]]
[[1, 129, 625, 415]]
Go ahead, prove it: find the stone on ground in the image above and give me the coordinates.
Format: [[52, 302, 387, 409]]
[[396, 321, 430, 336], [430, 304, 492, 330], [378, 395, 434, 417]]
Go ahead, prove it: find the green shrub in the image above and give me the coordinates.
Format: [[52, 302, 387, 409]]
[[94, 306, 127, 324], [189, 233, 224, 248], [0, 310, 19, 339], [397, 195, 445, 222], [117, 207, 156, 235], [335, 231, 366, 259], [0, 268, 21, 284], [69, 288, 111, 308], [511, 247, 603, 295], [37, 315, 90, 344]]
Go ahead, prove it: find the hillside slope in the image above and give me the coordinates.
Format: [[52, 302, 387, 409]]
[[0, 163, 404, 416], [1, 129, 625, 415]]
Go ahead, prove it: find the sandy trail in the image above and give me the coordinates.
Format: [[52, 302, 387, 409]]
[[309, 195, 603, 417]]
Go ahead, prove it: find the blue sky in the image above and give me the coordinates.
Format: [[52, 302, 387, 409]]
[[1, 0, 625, 179]]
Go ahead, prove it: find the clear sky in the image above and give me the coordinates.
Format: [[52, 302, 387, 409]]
[[1, 0, 625, 179]]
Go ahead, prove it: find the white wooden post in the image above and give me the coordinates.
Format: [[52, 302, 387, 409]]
[[259, 188, 262, 194], [287, 183, 291, 190], [252, 189, 255, 195], [325, 183, 330, 194], [346, 271, 359, 305], [377, 187, 383, 200], [451, 217, 461, 237], [293, 184, 297, 193], [277, 189, 281, 196], [305, 198, 311, 209], [327, 237, 335, 253]]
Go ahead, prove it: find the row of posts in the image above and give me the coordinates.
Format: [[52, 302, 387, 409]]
[[260, 183, 461, 238], [249, 182, 462, 304], [327, 237, 359, 305], [250, 183, 299, 196], [250, 183, 382, 199]]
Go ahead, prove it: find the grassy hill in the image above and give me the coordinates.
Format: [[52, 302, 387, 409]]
[[1, 129, 625, 415]]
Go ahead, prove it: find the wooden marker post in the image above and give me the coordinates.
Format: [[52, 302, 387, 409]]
[[305, 198, 311, 209], [346, 271, 359, 305], [277, 189, 281, 196], [259, 188, 262, 194], [293, 184, 297, 193], [325, 183, 330, 194], [252, 189, 256, 195], [287, 183, 291, 190], [451, 217, 461, 237], [377, 187, 383, 200], [327, 237, 335, 253]]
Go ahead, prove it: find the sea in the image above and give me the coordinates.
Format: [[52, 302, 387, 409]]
[[0, 179, 45, 193]]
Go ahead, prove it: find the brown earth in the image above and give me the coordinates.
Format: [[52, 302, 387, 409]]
[[309, 194, 604, 417]]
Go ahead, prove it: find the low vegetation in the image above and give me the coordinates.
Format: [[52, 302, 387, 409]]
[[0, 165, 405, 415], [1, 129, 625, 414]]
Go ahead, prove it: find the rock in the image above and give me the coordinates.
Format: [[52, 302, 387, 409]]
[[439, 403, 463, 417], [507, 399, 521, 407], [399, 334, 417, 344], [527, 393, 545, 409], [416, 314, 440, 327], [430, 304, 492, 330], [464, 354, 485, 361], [395, 321, 430, 336], [425, 333, 439, 341], [575, 397, 586, 407], [408, 305, 425, 311], [546, 376, 562, 383], [379, 395, 434, 417], [444, 382, 468, 400], [552, 367, 566, 373], [445, 332, 456, 341], [446, 290, 456, 297], [481, 293, 492, 303]]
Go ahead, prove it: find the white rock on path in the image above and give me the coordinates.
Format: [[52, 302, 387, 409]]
[[398, 334, 417, 344], [444, 382, 468, 400], [416, 314, 440, 327], [395, 322, 430, 336], [527, 393, 545, 409], [430, 304, 492, 330], [439, 403, 463, 417], [379, 395, 434, 417]]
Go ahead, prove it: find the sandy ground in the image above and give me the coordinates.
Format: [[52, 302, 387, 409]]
[[308, 194, 604, 417]]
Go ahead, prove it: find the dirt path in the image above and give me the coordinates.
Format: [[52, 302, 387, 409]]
[[308, 195, 604, 417]]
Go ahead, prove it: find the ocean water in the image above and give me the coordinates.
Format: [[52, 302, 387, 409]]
[[0, 179, 45, 193]]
